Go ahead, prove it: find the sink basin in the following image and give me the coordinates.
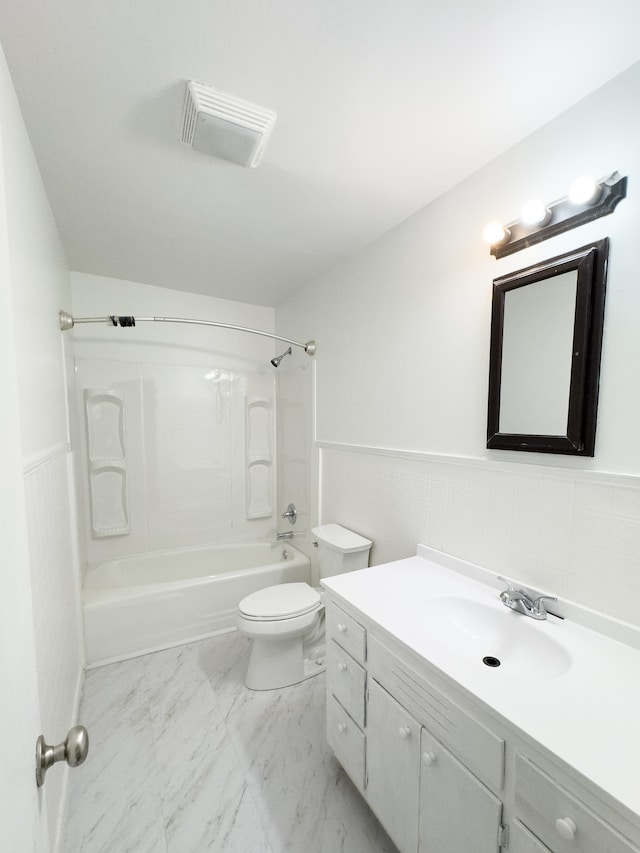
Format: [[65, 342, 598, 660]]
[[421, 595, 572, 679]]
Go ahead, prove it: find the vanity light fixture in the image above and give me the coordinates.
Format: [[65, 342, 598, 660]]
[[568, 175, 603, 206], [482, 221, 511, 247], [520, 199, 551, 227], [484, 171, 627, 259]]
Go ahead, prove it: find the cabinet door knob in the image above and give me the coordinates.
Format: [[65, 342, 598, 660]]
[[337, 661, 347, 672], [337, 722, 347, 734], [422, 751, 437, 766], [337, 623, 347, 633], [555, 817, 577, 841], [398, 726, 412, 740]]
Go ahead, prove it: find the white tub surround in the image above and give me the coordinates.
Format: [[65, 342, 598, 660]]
[[323, 547, 640, 853], [84, 541, 310, 665]]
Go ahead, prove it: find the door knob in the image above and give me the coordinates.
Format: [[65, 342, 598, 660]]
[[398, 726, 412, 740], [36, 725, 89, 787]]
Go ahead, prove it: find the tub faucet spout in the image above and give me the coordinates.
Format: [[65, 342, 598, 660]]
[[276, 531, 294, 540]]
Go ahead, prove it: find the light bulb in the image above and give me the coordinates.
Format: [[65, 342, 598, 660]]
[[483, 221, 510, 246], [568, 176, 602, 206], [521, 199, 551, 226]]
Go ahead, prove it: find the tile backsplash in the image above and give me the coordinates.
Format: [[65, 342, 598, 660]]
[[320, 445, 640, 627]]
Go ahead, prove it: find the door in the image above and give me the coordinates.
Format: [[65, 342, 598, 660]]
[[367, 678, 421, 853], [0, 124, 47, 851], [419, 728, 503, 853]]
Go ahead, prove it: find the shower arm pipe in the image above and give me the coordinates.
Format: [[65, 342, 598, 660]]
[[58, 311, 316, 355]]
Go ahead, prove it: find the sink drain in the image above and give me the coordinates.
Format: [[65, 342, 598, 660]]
[[482, 656, 501, 668]]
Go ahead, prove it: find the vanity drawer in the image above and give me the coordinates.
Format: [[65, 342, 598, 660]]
[[515, 755, 640, 853], [367, 634, 504, 792], [327, 694, 365, 792], [327, 640, 366, 727], [326, 601, 366, 663]]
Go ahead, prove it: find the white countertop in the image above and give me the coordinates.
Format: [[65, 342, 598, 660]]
[[322, 546, 640, 820]]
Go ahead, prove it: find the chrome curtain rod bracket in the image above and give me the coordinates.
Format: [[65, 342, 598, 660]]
[[59, 310, 316, 355]]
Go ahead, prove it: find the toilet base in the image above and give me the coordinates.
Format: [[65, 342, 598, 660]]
[[304, 642, 326, 679], [244, 639, 326, 691]]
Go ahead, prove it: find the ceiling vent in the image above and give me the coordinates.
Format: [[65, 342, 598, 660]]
[[181, 81, 277, 168]]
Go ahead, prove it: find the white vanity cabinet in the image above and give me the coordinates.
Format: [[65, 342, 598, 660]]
[[367, 633, 505, 853], [514, 755, 639, 853], [419, 727, 503, 852], [366, 678, 421, 853], [323, 581, 640, 853], [366, 675, 504, 853], [325, 601, 367, 792], [325, 597, 506, 853]]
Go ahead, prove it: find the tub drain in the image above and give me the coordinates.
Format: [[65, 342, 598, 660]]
[[482, 655, 501, 668]]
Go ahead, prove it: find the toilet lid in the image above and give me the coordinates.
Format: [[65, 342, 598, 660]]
[[239, 582, 321, 619]]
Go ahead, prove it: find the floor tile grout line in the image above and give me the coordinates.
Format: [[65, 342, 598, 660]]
[[144, 637, 273, 852], [141, 653, 176, 853], [206, 640, 276, 851]]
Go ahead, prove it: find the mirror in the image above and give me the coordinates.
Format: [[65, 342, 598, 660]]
[[487, 239, 609, 456]]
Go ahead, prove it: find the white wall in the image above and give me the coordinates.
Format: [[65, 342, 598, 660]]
[[277, 61, 640, 626], [70, 272, 276, 357], [0, 41, 83, 852], [70, 273, 280, 564], [0, 61, 48, 853]]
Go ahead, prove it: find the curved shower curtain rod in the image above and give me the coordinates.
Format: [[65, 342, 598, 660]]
[[58, 310, 316, 355]]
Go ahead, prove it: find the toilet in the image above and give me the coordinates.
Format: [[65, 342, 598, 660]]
[[237, 523, 372, 690]]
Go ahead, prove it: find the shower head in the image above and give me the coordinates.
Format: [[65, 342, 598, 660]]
[[271, 347, 292, 368]]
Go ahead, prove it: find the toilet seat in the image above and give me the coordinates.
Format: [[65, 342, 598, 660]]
[[239, 582, 321, 621]]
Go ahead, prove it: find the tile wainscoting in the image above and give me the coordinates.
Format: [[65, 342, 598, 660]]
[[319, 444, 640, 627]]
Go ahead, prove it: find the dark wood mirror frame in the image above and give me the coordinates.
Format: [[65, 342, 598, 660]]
[[487, 238, 609, 456]]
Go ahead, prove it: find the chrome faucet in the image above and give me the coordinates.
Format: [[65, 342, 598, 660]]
[[282, 502, 297, 524], [276, 531, 294, 541], [497, 577, 557, 621]]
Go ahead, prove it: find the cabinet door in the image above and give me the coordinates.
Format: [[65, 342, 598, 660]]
[[510, 820, 553, 853], [367, 678, 420, 853], [419, 728, 503, 853], [327, 694, 365, 792]]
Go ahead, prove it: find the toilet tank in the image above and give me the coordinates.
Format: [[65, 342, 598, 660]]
[[311, 523, 372, 578]]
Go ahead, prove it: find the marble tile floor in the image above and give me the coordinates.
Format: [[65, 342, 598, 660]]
[[63, 631, 398, 853]]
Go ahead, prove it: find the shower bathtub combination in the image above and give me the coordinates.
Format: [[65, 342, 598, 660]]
[[66, 309, 316, 667], [83, 540, 310, 665]]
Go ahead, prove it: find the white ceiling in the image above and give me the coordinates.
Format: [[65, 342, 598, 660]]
[[1, 1, 640, 307]]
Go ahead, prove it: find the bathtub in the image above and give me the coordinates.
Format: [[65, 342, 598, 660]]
[[83, 541, 311, 666]]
